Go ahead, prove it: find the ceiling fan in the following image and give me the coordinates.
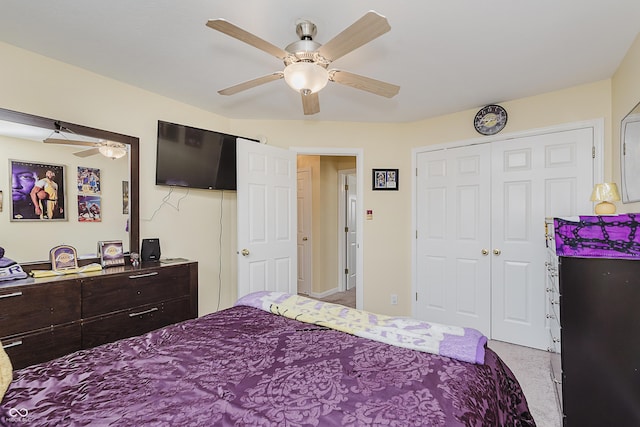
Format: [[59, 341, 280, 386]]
[[206, 10, 400, 115], [44, 124, 127, 159]]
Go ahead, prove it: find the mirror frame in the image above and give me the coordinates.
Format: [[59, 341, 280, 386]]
[[0, 107, 139, 270], [621, 101, 640, 203]]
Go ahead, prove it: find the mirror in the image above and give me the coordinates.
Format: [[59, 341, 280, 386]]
[[621, 101, 640, 202], [0, 107, 139, 267]]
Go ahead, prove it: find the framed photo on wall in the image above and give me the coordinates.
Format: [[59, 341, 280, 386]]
[[77, 166, 101, 195], [372, 168, 399, 191], [10, 160, 66, 221], [78, 195, 101, 222]]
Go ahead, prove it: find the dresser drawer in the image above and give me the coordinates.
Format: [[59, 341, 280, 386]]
[[2, 323, 81, 370], [81, 297, 192, 348], [82, 264, 190, 317], [0, 281, 81, 337]]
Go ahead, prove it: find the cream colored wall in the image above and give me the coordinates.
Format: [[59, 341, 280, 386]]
[[0, 42, 237, 315], [1, 38, 626, 318], [231, 81, 612, 315], [612, 32, 640, 213]]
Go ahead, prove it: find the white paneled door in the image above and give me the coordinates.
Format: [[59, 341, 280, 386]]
[[490, 128, 594, 347], [415, 126, 595, 349], [237, 139, 297, 299], [415, 144, 492, 335]]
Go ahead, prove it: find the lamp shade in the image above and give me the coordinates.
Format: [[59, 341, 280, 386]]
[[590, 182, 621, 214], [99, 145, 127, 160], [283, 62, 328, 94]]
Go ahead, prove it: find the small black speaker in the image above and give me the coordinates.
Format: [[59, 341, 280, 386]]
[[141, 238, 161, 262]]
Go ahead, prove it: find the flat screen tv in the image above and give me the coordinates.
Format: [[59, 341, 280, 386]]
[[155, 120, 237, 190]]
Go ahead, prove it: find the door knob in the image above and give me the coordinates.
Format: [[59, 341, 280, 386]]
[[241, 249, 250, 256], [302, 237, 308, 241], [493, 249, 502, 256], [481, 249, 489, 255]]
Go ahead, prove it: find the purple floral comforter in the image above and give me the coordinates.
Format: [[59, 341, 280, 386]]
[[0, 306, 535, 426]]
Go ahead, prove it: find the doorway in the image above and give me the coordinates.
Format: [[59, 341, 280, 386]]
[[294, 148, 363, 310]]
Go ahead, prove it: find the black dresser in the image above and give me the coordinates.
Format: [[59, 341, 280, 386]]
[[558, 256, 640, 426]]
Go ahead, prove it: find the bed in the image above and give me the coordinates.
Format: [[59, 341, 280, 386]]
[[0, 292, 535, 426]]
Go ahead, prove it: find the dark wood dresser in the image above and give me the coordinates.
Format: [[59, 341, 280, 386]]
[[558, 256, 640, 427], [0, 259, 198, 369]]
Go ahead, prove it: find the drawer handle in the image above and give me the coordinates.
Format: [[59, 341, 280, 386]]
[[3, 340, 23, 349], [553, 337, 560, 343], [129, 307, 159, 317], [128, 272, 159, 279], [546, 314, 556, 319], [0, 291, 23, 300], [551, 376, 562, 385]]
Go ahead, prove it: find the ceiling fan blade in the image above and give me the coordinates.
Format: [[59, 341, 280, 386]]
[[73, 147, 101, 158], [329, 70, 400, 98], [44, 138, 100, 147], [218, 72, 284, 96], [317, 11, 391, 62], [301, 92, 320, 115], [206, 19, 289, 60]]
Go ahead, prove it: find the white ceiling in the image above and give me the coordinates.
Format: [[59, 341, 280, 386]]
[[1, 1, 639, 123]]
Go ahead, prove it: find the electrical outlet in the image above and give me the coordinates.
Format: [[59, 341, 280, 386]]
[[391, 294, 398, 305]]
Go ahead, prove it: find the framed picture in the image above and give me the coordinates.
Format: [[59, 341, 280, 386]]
[[77, 166, 101, 195], [10, 160, 66, 221], [372, 168, 399, 191], [78, 195, 102, 222], [98, 240, 125, 268], [50, 245, 78, 271]]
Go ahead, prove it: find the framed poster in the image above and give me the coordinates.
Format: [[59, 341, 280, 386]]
[[372, 168, 399, 191], [78, 195, 102, 222], [10, 160, 66, 221], [77, 166, 101, 195]]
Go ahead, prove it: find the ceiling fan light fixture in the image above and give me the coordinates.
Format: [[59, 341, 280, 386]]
[[98, 144, 127, 159], [283, 62, 328, 94]]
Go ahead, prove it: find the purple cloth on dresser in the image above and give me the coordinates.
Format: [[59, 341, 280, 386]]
[[554, 214, 640, 258], [0, 306, 535, 426]]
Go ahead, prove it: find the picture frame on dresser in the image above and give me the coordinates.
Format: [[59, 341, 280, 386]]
[[49, 245, 78, 271], [98, 240, 125, 268]]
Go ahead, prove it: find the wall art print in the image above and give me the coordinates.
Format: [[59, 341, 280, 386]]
[[372, 168, 399, 191], [10, 160, 66, 221], [77, 166, 101, 195], [78, 195, 101, 222]]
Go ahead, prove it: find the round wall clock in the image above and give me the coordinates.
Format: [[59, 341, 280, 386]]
[[474, 104, 508, 135]]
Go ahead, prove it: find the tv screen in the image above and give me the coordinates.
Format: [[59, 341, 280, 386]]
[[155, 121, 237, 190]]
